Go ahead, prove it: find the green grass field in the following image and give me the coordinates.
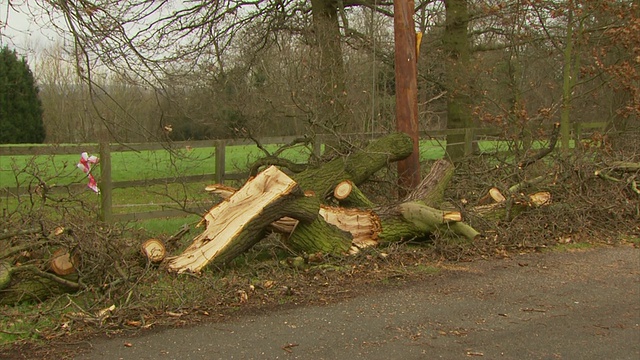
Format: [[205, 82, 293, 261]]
[[0, 138, 546, 237]]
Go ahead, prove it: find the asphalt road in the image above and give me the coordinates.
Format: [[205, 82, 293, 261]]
[[76, 245, 640, 360]]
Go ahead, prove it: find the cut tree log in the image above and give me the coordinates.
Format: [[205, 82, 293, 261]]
[[167, 166, 319, 273], [141, 239, 166, 263], [333, 181, 375, 208], [473, 188, 552, 221], [49, 249, 77, 276], [478, 187, 506, 205]]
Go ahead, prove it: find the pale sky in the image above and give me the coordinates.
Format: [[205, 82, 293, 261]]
[[0, 1, 62, 56]]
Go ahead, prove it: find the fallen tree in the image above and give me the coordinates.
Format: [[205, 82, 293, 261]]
[[169, 134, 482, 273]]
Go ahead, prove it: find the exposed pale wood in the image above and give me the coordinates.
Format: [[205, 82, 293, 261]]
[[443, 211, 463, 222], [490, 188, 506, 203], [318, 207, 381, 249], [141, 239, 166, 263], [333, 181, 353, 200], [49, 249, 77, 276], [332, 181, 375, 208], [168, 166, 316, 273], [270, 217, 299, 234], [472, 191, 552, 221], [478, 187, 506, 205], [205, 184, 237, 198], [529, 192, 551, 206]]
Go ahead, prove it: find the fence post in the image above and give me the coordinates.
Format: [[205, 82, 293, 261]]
[[99, 141, 112, 223], [464, 128, 475, 156], [215, 140, 226, 183]]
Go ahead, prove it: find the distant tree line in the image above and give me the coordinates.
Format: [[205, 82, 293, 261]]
[[6, 1, 636, 154]]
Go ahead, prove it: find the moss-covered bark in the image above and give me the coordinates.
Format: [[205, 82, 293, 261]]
[[287, 215, 353, 254], [0, 264, 80, 306], [294, 132, 413, 198]]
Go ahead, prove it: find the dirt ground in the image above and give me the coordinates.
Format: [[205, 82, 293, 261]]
[[5, 244, 636, 360]]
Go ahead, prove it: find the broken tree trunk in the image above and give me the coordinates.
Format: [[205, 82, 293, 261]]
[[288, 159, 479, 253], [167, 166, 319, 273], [403, 159, 455, 206], [198, 160, 479, 262], [184, 150, 480, 269]]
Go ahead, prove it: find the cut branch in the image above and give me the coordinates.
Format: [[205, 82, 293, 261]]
[[333, 181, 375, 208], [49, 249, 78, 276], [141, 239, 166, 263]]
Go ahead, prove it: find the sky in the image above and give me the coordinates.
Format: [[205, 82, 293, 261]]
[[0, 1, 61, 56]]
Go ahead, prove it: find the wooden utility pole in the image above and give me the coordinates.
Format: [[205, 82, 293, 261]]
[[394, 0, 421, 193]]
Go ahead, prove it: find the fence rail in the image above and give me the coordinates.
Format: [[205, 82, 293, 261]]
[[1, 123, 607, 222]]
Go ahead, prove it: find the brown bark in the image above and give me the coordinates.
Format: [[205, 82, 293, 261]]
[[394, 0, 421, 191]]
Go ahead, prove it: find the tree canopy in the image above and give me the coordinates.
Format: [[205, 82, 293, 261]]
[[4, 1, 636, 151], [0, 46, 45, 144]]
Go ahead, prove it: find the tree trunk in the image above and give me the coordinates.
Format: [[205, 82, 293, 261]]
[[443, 0, 472, 162], [178, 153, 478, 270], [310, 0, 347, 131], [49, 249, 78, 276]]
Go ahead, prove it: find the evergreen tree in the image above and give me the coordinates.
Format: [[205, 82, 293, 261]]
[[0, 46, 45, 143]]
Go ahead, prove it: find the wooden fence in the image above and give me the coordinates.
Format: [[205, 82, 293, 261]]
[[0, 122, 607, 222]]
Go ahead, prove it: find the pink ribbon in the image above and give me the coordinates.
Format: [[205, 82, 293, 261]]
[[77, 152, 100, 193]]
